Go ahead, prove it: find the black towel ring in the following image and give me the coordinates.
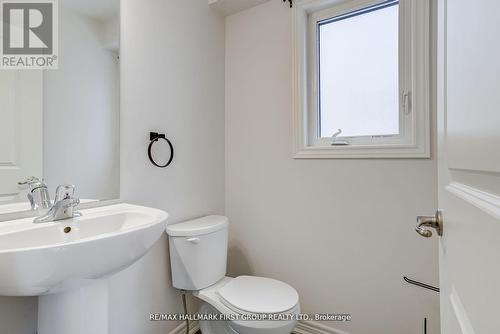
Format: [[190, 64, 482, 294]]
[[148, 132, 174, 168]]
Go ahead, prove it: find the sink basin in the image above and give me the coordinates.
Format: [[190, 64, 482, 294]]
[[0, 203, 167, 296], [0, 203, 168, 334]]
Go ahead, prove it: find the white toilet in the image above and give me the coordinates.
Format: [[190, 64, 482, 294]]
[[166, 216, 300, 334]]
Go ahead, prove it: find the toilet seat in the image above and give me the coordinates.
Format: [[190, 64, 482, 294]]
[[194, 276, 300, 316], [194, 277, 300, 334], [218, 276, 299, 315]]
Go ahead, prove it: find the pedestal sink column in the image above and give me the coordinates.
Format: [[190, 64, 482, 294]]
[[37, 279, 109, 334]]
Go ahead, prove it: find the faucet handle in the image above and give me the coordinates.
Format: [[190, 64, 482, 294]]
[[55, 184, 76, 202]]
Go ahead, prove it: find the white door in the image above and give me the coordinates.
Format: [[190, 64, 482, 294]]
[[0, 71, 43, 203], [436, 0, 500, 333]]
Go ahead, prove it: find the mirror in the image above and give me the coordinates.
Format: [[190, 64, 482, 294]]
[[0, 0, 120, 216]]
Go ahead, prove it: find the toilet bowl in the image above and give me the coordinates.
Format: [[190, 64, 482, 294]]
[[195, 276, 300, 334], [166, 216, 300, 334]]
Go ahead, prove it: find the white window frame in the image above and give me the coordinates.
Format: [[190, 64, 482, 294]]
[[292, 0, 431, 159]]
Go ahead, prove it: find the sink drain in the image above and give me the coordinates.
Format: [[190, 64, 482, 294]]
[[63, 227, 71, 234]]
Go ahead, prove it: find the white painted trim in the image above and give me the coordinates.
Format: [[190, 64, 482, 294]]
[[168, 320, 200, 334], [446, 182, 500, 221], [293, 320, 351, 334], [169, 319, 348, 334], [292, 0, 431, 159]]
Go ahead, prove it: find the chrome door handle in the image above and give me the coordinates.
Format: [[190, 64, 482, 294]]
[[416, 210, 443, 238]]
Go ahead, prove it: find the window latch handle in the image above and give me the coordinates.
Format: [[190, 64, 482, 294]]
[[331, 129, 349, 146], [402, 91, 412, 115]]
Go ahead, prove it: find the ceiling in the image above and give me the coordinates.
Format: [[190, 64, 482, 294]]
[[208, 0, 271, 16]]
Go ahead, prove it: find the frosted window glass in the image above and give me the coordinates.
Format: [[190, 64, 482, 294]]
[[318, 3, 399, 138]]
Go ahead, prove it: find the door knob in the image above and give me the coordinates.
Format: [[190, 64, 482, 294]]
[[416, 210, 443, 238]]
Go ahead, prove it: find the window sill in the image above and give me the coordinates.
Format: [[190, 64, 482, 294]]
[[293, 144, 431, 159]]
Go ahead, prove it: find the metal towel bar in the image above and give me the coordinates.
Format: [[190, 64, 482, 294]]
[[403, 276, 440, 293]]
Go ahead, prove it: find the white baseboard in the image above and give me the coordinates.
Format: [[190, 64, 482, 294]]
[[169, 319, 345, 334], [169, 320, 200, 334], [293, 320, 350, 334]]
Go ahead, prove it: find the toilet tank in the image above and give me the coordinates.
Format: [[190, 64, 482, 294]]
[[166, 215, 228, 290]]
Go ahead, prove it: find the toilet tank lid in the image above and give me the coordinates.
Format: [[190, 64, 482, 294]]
[[166, 215, 228, 237]]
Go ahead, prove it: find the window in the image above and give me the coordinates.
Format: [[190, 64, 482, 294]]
[[318, 2, 399, 138], [293, 0, 431, 158]]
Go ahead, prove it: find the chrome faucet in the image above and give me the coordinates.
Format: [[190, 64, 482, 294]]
[[33, 185, 81, 224], [18, 177, 51, 211]]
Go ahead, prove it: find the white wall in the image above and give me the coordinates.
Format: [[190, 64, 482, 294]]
[[44, 6, 120, 200], [115, 0, 225, 333], [225, 1, 439, 334]]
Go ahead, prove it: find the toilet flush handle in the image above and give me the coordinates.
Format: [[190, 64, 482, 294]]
[[186, 237, 200, 244]]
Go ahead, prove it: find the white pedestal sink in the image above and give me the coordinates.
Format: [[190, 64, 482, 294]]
[[0, 203, 168, 334]]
